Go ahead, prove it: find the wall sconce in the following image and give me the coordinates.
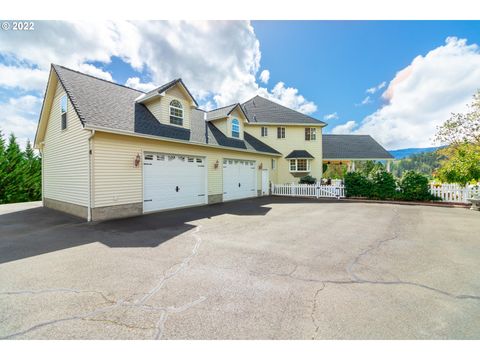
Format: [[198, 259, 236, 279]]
[[258, 162, 263, 170], [134, 153, 141, 167], [339, 161, 343, 165], [214, 160, 219, 169]]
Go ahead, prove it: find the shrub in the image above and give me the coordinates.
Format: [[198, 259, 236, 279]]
[[370, 170, 397, 199], [344, 172, 371, 197], [398, 171, 434, 201], [299, 175, 317, 184]]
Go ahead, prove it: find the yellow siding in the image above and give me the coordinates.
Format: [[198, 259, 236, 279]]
[[144, 84, 191, 130], [92, 132, 277, 208], [245, 124, 323, 183], [43, 82, 90, 206]]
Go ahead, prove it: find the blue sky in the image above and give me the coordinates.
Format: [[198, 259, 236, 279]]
[[1, 20, 480, 150]]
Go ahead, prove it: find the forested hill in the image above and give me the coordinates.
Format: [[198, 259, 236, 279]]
[[390, 150, 443, 179], [389, 146, 441, 159]]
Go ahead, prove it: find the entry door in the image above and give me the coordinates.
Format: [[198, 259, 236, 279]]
[[261, 169, 270, 195], [143, 152, 206, 212], [223, 159, 256, 201]]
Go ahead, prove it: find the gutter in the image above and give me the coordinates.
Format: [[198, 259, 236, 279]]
[[87, 129, 95, 221], [83, 124, 282, 157]]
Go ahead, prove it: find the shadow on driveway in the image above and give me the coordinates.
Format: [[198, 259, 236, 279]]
[[0, 197, 282, 264]]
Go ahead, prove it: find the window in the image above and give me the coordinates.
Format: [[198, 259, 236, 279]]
[[261, 126, 268, 137], [231, 118, 240, 138], [169, 99, 183, 126], [277, 127, 285, 139], [271, 159, 276, 170], [305, 127, 316, 141], [60, 95, 67, 130], [289, 159, 311, 172]]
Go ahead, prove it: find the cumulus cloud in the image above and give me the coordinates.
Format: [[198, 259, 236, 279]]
[[0, 20, 317, 144], [323, 112, 339, 121], [0, 95, 42, 148], [259, 69, 270, 84], [125, 77, 157, 92], [355, 36, 480, 149], [366, 81, 386, 94], [331, 120, 357, 134]]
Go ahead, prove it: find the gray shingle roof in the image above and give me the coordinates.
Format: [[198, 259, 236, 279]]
[[241, 95, 326, 125], [322, 134, 393, 160], [52, 65, 279, 155], [141, 78, 198, 106], [285, 150, 314, 159], [206, 104, 237, 121]]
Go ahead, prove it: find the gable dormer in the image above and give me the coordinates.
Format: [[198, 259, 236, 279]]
[[136, 79, 197, 130], [206, 103, 249, 140]]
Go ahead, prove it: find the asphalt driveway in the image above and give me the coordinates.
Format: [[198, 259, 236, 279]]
[[1, 197, 480, 339]]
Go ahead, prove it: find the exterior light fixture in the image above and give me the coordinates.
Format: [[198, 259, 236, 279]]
[[214, 160, 219, 169], [259, 162, 263, 170], [134, 153, 141, 167]]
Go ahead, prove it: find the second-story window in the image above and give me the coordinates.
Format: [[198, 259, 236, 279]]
[[60, 95, 68, 130], [261, 126, 268, 137], [169, 99, 183, 126], [305, 127, 316, 141], [231, 118, 240, 138], [277, 127, 285, 139]]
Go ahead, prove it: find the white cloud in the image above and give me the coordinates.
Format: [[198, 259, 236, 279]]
[[125, 77, 157, 92], [0, 95, 42, 149], [331, 120, 357, 134], [366, 81, 386, 94], [259, 69, 270, 84], [0, 20, 317, 144], [0, 65, 48, 92], [323, 112, 339, 121], [355, 36, 480, 149], [357, 95, 372, 106]]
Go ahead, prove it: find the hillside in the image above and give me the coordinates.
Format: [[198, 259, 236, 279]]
[[389, 146, 441, 159]]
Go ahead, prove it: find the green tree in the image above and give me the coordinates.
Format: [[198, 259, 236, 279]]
[[436, 143, 480, 186], [370, 169, 397, 200], [435, 90, 480, 145], [398, 171, 432, 201]]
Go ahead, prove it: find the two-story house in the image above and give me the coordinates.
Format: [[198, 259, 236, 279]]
[[34, 65, 392, 221]]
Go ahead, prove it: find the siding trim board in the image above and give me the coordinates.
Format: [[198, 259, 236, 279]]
[[85, 125, 282, 158]]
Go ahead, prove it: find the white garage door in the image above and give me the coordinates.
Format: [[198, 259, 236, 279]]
[[143, 152, 206, 212], [223, 159, 257, 201]]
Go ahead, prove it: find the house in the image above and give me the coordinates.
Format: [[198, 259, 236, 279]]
[[34, 65, 393, 221]]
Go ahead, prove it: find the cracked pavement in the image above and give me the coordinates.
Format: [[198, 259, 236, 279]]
[[1, 197, 480, 339]]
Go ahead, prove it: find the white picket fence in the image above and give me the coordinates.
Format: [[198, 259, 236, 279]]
[[429, 183, 480, 203], [272, 183, 345, 199]]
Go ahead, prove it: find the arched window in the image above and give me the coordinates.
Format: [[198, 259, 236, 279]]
[[231, 118, 240, 138], [169, 99, 183, 126]]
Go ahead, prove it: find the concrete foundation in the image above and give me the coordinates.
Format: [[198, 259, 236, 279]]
[[44, 198, 88, 219], [208, 194, 223, 204], [91, 202, 143, 222]]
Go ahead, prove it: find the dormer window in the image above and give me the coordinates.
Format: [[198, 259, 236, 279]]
[[231, 118, 240, 138], [169, 99, 183, 126]]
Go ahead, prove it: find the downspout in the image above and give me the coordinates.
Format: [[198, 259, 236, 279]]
[[39, 141, 45, 206], [87, 130, 95, 221]]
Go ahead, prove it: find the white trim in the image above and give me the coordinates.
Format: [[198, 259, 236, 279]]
[[289, 158, 311, 173], [135, 91, 165, 103], [87, 129, 95, 221], [323, 158, 394, 161], [83, 124, 282, 157], [248, 122, 326, 127]]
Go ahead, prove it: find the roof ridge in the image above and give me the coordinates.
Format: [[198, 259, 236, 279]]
[[243, 95, 326, 125], [52, 64, 145, 94], [207, 103, 238, 113], [323, 134, 371, 137]]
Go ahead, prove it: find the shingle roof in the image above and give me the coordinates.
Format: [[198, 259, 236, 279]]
[[242, 95, 326, 125], [206, 104, 237, 121], [141, 78, 198, 106], [285, 150, 315, 159], [52, 65, 279, 155], [322, 134, 393, 159]]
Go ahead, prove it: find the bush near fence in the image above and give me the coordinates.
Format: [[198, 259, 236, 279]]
[[344, 170, 439, 201]]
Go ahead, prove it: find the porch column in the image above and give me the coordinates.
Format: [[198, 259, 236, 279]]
[[351, 160, 356, 172], [386, 160, 391, 173]]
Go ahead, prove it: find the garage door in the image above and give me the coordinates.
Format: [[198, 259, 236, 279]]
[[143, 152, 206, 212], [223, 159, 257, 201]]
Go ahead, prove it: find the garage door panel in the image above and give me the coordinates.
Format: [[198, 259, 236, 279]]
[[223, 159, 256, 201], [143, 153, 206, 212]]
